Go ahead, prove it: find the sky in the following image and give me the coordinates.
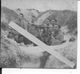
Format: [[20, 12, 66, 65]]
[[1, 0, 77, 11]]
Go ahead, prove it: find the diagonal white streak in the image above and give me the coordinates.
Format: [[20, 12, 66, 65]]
[[9, 22, 75, 68]]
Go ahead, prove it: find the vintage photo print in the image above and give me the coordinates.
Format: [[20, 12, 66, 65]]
[[1, 0, 77, 69]]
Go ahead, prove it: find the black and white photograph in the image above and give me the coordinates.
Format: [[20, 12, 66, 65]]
[[1, 0, 77, 69]]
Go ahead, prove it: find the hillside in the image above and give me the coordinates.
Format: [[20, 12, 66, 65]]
[[1, 7, 77, 68], [1, 7, 28, 31], [35, 10, 77, 33], [15, 8, 40, 24]]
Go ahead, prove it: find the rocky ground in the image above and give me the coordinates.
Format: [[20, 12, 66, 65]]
[[0, 7, 77, 68]]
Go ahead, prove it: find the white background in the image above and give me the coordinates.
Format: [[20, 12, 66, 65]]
[[2, 1, 80, 74], [2, 0, 77, 11]]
